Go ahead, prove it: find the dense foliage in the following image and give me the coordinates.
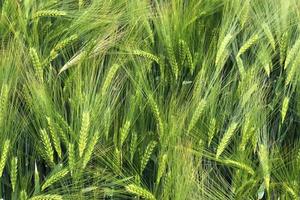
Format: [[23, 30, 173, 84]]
[[1, 0, 300, 199]]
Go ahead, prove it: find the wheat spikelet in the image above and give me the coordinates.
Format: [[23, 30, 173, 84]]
[[20, 190, 28, 200], [148, 96, 164, 136], [166, 39, 179, 79], [79, 0, 84, 9], [29, 47, 43, 82], [41, 168, 69, 191], [29, 194, 63, 200], [208, 118, 216, 146], [281, 96, 289, 123], [78, 111, 90, 157], [40, 129, 54, 167], [258, 144, 270, 193], [236, 56, 246, 77], [120, 120, 131, 147], [156, 154, 167, 184], [34, 162, 40, 193], [125, 184, 156, 200], [133, 50, 160, 64], [223, 159, 254, 175], [0, 139, 10, 177], [179, 40, 194, 73], [241, 83, 258, 106], [47, 117, 62, 159], [284, 38, 300, 70], [33, 10, 66, 19], [262, 23, 276, 50], [59, 50, 87, 74], [188, 99, 206, 133], [237, 34, 259, 57], [280, 32, 288, 66], [10, 157, 17, 192], [239, 116, 253, 151], [101, 64, 120, 96], [178, 40, 185, 65], [282, 182, 298, 199], [50, 34, 78, 60], [82, 131, 99, 169], [130, 131, 137, 162], [68, 143, 75, 175], [0, 84, 9, 126], [215, 33, 233, 65], [140, 141, 157, 173], [240, 1, 250, 27], [216, 122, 238, 159]]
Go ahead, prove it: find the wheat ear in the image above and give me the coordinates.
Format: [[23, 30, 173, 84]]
[[0, 139, 10, 177], [41, 168, 69, 191], [29, 47, 43, 82], [216, 122, 238, 159], [281, 96, 289, 123], [215, 33, 233, 65], [47, 117, 62, 159], [29, 194, 63, 200], [78, 111, 90, 157], [140, 141, 157, 173], [33, 10, 66, 19], [237, 34, 259, 57], [82, 131, 100, 169], [40, 129, 54, 167], [10, 157, 17, 192], [125, 184, 156, 200], [258, 144, 270, 193], [101, 64, 121, 96], [188, 99, 206, 132], [120, 120, 131, 147]]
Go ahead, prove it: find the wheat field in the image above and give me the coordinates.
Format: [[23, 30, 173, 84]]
[[1, 0, 300, 199]]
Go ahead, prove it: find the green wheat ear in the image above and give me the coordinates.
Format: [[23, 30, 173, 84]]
[[40, 129, 54, 167], [281, 96, 290, 123], [29, 194, 63, 200], [29, 47, 43, 82], [0, 139, 10, 177], [125, 184, 156, 200], [120, 120, 131, 147], [216, 122, 238, 159], [10, 156, 17, 192], [82, 131, 100, 169], [41, 168, 69, 191], [140, 141, 157, 173], [78, 111, 90, 157], [33, 10, 67, 19], [47, 117, 62, 159], [0, 84, 9, 127], [188, 99, 206, 133]]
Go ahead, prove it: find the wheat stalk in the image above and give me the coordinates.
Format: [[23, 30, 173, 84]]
[[216, 122, 238, 159], [125, 184, 156, 200], [78, 111, 90, 157]]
